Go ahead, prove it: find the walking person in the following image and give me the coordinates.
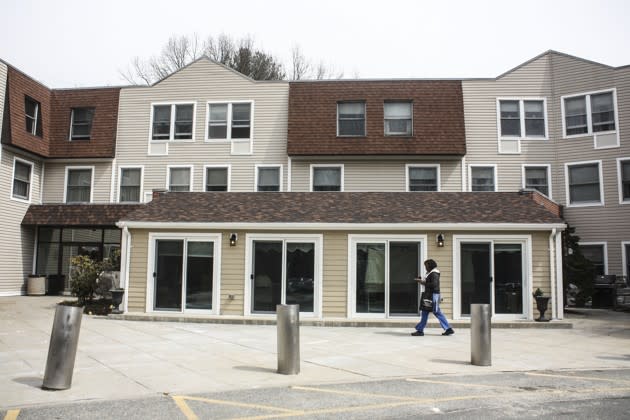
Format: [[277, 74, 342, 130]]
[[412, 259, 454, 336]]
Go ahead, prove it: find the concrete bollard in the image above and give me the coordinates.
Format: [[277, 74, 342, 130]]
[[42, 304, 83, 390], [471, 303, 491, 366], [277, 304, 300, 375]]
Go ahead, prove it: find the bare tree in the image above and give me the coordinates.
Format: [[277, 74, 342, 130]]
[[290, 45, 311, 80]]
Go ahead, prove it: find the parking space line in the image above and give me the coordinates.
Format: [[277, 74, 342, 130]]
[[172, 395, 303, 420], [3, 410, 20, 420], [290, 385, 419, 401], [526, 372, 630, 384], [406, 378, 518, 390]]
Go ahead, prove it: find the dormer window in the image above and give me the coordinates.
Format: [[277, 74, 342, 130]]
[[70, 107, 95, 140], [337, 102, 365, 136], [25, 96, 42, 137], [384, 102, 412, 136]]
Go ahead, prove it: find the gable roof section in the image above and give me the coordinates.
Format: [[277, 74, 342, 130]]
[[117, 191, 563, 229], [287, 80, 466, 156]]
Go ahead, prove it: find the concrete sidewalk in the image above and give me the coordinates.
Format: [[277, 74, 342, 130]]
[[1, 296, 629, 410]]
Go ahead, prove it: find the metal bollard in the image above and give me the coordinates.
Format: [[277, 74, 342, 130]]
[[42, 304, 83, 390], [471, 303, 491, 366], [277, 304, 300, 375]]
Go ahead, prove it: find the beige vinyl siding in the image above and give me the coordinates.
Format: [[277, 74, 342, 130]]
[[41, 162, 113, 203], [531, 231, 553, 316], [290, 159, 463, 192], [115, 59, 289, 197], [463, 52, 630, 275], [219, 231, 246, 315], [127, 230, 148, 312], [0, 149, 43, 295], [322, 232, 348, 317]]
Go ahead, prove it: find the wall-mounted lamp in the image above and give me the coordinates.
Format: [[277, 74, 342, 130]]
[[436, 233, 445, 248], [229, 233, 238, 247]]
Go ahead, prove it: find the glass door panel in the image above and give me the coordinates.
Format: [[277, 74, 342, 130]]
[[286, 242, 315, 312], [356, 243, 385, 313], [185, 241, 214, 310], [460, 242, 491, 316], [252, 241, 282, 313], [155, 240, 183, 310], [389, 242, 421, 315], [494, 244, 523, 314]]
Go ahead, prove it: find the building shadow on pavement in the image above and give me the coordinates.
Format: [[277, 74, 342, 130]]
[[428, 359, 470, 366], [232, 366, 277, 374]]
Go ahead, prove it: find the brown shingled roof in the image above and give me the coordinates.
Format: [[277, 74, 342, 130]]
[[119, 191, 563, 226], [22, 204, 143, 226]]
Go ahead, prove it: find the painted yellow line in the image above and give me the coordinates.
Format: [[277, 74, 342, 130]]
[[526, 372, 630, 384], [4, 410, 20, 420], [290, 385, 419, 401], [172, 395, 303, 419], [406, 377, 519, 390]]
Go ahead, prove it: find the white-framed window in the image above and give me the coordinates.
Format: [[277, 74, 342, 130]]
[[64, 166, 94, 203], [206, 102, 253, 140], [618, 158, 630, 204], [255, 165, 282, 192], [384, 102, 412, 136], [150, 102, 195, 141], [561, 89, 619, 147], [579, 242, 607, 276], [167, 166, 193, 192], [69, 107, 95, 140], [203, 165, 230, 192], [337, 102, 365, 136], [565, 160, 603, 207], [311, 164, 343, 192], [496, 98, 547, 154], [469, 165, 497, 192], [11, 157, 33, 202], [118, 167, 143, 203], [25, 96, 42, 137], [348, 234, 427, 319], [522, 164, 551, 198], [406, 164, 440, 192]]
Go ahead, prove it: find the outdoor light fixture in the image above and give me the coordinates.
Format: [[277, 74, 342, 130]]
[[436, 233, 445, 247], [229, 233, 238, 247]]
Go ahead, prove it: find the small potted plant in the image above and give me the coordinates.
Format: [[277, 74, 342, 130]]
[[533, 288, 550, 322]]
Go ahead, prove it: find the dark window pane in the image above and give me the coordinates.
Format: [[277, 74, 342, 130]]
[[471, 167, 495, 191], [338, 102, 365, 136], [206, 168, 228, 191], [174, 105, 193, 140], [409, 167, 437, 191], [186, 241, 214, 310], [500, 100, 521, 137], [356, 243, 385, 313], [285, 242, 314, 312], [525, 167, 548, 196], [313, 167, 341, 191], [71, 108, 94, 140], [152, 105, 171, 140], [258, 167, 280, 192], [209, 125, 227, 139], [591, 92, 615, 132]]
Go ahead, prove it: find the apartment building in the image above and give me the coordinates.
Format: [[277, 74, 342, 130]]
[[9, 51, 627, 322], [462, 51, 630, 280]]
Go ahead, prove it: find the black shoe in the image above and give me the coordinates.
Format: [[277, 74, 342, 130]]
[[442, 328, 454, 336], [411, 331, 424, 336]]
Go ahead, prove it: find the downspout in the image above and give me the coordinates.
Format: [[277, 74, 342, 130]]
[[287, 156, 292, 192], [461, 156, 467, 191], [117, 223, 130, 313], [549, 228, 558, 320], [110, 158, 117, 203]]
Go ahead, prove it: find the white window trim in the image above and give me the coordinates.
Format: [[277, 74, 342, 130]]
[[578, 242, 608, 274], [11, 156, 34, 203], [468, 164, 498, 192], [254, 164, 283, 192], [521, 164, 552, 199], [337, 101, 366, 137], [166, 165, 194, 192], [383, 101, 413, 136], [622, 241, 630, 278], [452, 234, 532, 320], [205, 100, 255, 142], [202, 164, 231, 192], [496, 97, 549, 143], [146, 232, 222, 315], [117, 166, 144, 203], [68, 107, 94, 141], [560, 88, 620, 148], [405, 163, 441, 192], [148, 101, 197, 143], [347, 234, 427, 319], [244, 233, 323, 318], [617, 157, 630, 205], [63, 166, 95, 203], [564, 160, 604, 207], [310, 164, 344, 192]]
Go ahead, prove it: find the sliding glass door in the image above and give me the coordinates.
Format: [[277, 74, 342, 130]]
[[151, 234, 220, 313]]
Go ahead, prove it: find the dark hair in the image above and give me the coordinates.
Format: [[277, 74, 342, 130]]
[[424, 259, 437, 271]]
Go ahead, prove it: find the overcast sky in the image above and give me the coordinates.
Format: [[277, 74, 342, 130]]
[[1, 0, 629, 88]]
